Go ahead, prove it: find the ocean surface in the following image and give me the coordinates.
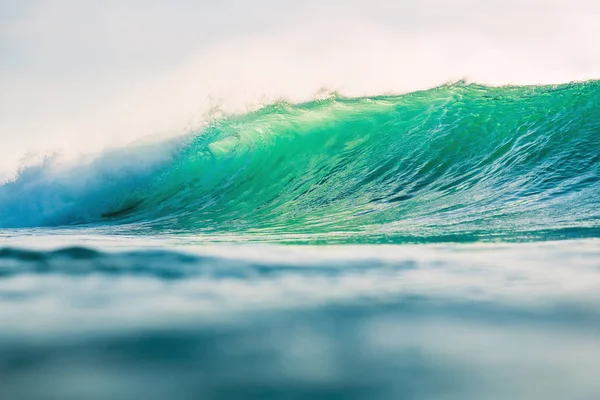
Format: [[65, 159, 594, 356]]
[[1, 81, 600, 399]]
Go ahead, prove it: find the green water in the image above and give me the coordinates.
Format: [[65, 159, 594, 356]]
[[4, 82, 599, 243], [1, 81, 600, 400]]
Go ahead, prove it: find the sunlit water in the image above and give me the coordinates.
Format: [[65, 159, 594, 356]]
[[1, 82, 600, 399]]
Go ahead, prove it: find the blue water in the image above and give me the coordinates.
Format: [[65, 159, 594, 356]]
[[1, 82, 600, 399]]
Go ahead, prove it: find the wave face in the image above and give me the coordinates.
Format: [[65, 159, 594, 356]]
[[1, 81, 599, 243]]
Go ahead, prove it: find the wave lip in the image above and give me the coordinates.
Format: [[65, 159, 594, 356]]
[[1, 81, 599, 243]]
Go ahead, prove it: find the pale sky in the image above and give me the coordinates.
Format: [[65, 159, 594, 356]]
[[1, 0, 599, 179]]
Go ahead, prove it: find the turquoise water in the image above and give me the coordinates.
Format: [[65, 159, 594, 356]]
[[1, 82, 600, 399], [2, 82, 599, 241]]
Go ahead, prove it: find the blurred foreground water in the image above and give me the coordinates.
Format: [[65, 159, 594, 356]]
[[1, 237, 599, 399]]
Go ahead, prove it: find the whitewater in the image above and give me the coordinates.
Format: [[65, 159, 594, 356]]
[[2, 1, 600, 399]]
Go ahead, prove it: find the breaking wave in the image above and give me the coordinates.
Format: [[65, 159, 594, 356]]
[[1, 81, 599, 243]]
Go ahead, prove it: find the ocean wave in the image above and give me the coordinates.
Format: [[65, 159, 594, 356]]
[[1, 81, 599, 243]]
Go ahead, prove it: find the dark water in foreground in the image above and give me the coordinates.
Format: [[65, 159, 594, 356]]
[[1, 238, 599, 400]]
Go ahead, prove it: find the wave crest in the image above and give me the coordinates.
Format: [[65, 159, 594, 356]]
[[1, 82, 599, 243]]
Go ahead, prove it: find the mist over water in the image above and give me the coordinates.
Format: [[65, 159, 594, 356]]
[[2, 0, 600, 179]]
